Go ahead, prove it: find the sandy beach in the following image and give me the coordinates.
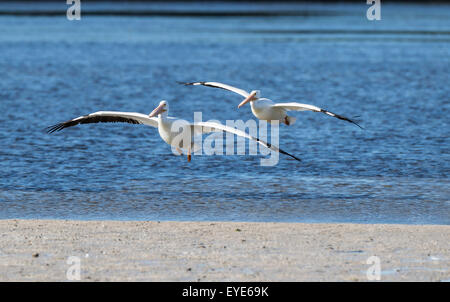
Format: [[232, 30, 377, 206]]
[[0, 220, 448, 282]]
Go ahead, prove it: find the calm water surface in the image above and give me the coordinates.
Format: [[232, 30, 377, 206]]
[[0, 3, 449, 224]]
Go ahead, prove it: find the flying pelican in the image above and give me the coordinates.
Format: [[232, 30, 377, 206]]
[[181, 81, 362, 128], [46, 100, 301, 162]]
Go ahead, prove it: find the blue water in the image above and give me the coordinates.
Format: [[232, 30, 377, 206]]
[[0, 2, 449, 224]]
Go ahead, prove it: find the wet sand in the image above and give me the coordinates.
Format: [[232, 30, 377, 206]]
[[0, 220, 448, 281]]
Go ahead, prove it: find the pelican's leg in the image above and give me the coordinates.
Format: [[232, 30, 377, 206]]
[[187, 147, 191, 162], [176, 147, 183, 156]]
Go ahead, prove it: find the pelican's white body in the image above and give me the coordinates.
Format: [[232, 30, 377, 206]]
[[157, 115, 177, 146], [250, 98, 288, 123], [151, 102, 195, 150], [157, 117, 172, 145]]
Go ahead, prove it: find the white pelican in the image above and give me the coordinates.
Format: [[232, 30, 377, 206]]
[[47, 100, 301, 162], [181, 81, 362, 128]]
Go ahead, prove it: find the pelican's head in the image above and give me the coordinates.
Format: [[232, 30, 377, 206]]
[[149, 100, 169, 117], [238, 90, 260, 108]]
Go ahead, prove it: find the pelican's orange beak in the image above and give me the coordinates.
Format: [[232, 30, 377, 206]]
[[149, 103, 166, 117], [238, 91, 257, 108]]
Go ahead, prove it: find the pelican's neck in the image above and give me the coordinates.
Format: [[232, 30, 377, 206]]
[[158, 112, 168, 123], [250, 98, 263, 109], [251, 98, 273, 110]]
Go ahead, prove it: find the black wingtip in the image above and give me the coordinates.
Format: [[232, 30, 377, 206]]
[[278, 149, 302, 162], [289, 154, 302, 162], [178, 81, 201, 86], [343, 115, 364, 130], [351, 119, 364, 130], [321, 109, 364, 130], [178, 81, 208, 87], [45, 123, 64, 134]]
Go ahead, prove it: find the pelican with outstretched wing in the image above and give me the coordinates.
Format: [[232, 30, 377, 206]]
[[181, 81, 362, 128], [47, 100, 301, 163]]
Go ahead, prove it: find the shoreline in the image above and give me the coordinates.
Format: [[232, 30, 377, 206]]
[[0, 219, 448, 281], [3, 217, 447, 226]]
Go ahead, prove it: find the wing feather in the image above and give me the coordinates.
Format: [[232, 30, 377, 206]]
[[46, 111, 158, 133], [272, 103, 362, 129], [180, 81, 250, 98], [193, 121, 301, 162]]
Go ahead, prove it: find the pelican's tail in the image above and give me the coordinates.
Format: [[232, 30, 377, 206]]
[[285, 116, 297, 126]]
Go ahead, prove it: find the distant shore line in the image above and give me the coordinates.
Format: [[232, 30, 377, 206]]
[[0, 10, 344, 17], [1, 219, 449, 226]]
